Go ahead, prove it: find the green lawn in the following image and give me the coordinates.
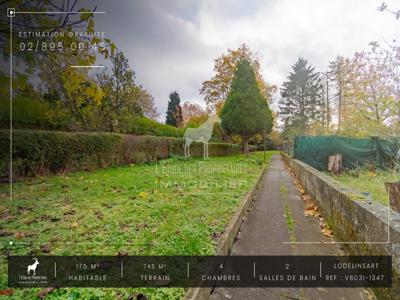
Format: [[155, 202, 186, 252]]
[[0, 151, 276, 299], [333, 168, 399, 206]]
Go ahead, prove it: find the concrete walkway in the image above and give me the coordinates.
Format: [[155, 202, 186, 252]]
[[210, 155, 373, 300]]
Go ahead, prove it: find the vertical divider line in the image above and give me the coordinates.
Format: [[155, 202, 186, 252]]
[[9, 14, 13, 207]]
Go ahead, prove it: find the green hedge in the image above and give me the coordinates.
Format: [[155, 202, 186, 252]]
[[0, 130, 246, 180], [120, 116, 184, 137]]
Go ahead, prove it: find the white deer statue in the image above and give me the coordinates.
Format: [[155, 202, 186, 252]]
[[183, 115, 221, 160], [27, 257, 39, 275]]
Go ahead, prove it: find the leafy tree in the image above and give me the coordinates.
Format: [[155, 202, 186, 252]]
[[200, 43, 276, 111], [337, 43, 398, 137], [134, 88, 159, 120], [181, 101, 207, 125], [220, 59, 273, 154], [2, 0, 115, 131], [1, 0, 114, 69], [36, 46, 103, 130], [279, 57, 324, 137], [96, 51, 142, 130], [96, 50, 158, 130], [166, 91, 183, 127]]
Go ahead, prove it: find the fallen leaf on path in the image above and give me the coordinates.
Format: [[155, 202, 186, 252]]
[[321, 228, 333, 237], [297, 187, 305, 194]]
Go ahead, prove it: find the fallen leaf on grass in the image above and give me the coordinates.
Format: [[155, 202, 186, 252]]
[[40, 245, 51, 253], [63, 209, 76, 216], [138, 191, 148, 199], [37, 287, 55, 299], [0, 229, 13, 237], [2, 215, 16, 222], [112, 186, 122, 193], [94, 211, 104, 220], [135, 223, 148, 231], [15, 232, 26, 240], [0, 288, 13, 296], [120, 224, 129, 231], [70, 222, 79, 229], [22, 218, 35, 225], [17, 206, 34, 213], [128, 293, 148, 300]]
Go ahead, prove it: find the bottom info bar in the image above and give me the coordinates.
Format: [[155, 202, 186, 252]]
[[8, 255, 391, 288]]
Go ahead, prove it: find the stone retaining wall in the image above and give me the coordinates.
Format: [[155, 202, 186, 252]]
[[281, 152, 400, 299]]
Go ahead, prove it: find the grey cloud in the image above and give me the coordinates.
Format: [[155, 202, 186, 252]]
[[88, 0, 399, 121]]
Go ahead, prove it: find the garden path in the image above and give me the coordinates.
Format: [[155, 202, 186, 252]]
[[210, 155, 373, 300]]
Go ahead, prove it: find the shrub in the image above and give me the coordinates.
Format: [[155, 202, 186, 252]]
[[119, 116, 184, 137], [0, 97, 53, 129], [0, 130, 245, 181], [119, 135, 170, 163], [0, 130, 121, 179]]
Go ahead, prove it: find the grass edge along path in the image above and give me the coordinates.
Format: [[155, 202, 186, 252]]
[[0, 151, 277, 300]]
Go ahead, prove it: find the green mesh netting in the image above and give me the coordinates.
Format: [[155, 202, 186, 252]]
[[293, 135, 400, 171]]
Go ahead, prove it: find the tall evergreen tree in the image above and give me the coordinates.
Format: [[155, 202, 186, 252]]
[[220, 59, 273, 154], [279, 57, 324, 136], [166, 91, 183, 127], [327, 56, 350, 131]]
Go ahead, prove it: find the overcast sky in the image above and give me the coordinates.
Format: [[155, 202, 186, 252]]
[[91, 0, 400, 121]]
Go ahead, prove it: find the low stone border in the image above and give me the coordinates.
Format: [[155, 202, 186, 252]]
[[183, 165, 268, 300], [281, 152, 400, 300]]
